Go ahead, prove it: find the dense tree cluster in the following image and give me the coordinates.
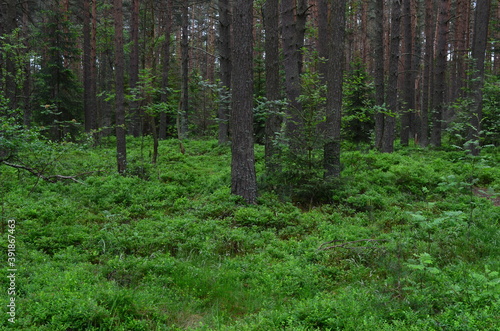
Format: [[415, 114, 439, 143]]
[[1, 0, 498, 202]]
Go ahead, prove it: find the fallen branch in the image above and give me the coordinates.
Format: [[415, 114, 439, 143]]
[[2, 161, 98, 184], [318, 239, 388, 251]]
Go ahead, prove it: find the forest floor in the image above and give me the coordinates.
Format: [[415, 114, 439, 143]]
[[1, 138, 499, 330]]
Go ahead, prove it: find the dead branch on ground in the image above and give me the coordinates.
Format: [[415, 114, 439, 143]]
[[318, 239, 388, 251], [2, 161, 99, 184]]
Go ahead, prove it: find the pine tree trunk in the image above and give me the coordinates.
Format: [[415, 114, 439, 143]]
[[382, 0, 401, 153], [159, 0, 173, 140], [114, 0, 127, 174], [400, 0, 413, 146], [231, 0, 257, 204], [296, 0, 308, 75], [180, 2, 189, 139], [281, 0, 302, 142], [83, 0, 96, 133], [4, 0, 18, 110], [217, 0, 231, 144], [430, 0, 450, 147], [369, 0, 385, 150], [324, 0, 346, 178], [263, 0, 282, 170], [468, 0, 492, 155], [420, 0, 435, 147], [129, 0, 141, 137]]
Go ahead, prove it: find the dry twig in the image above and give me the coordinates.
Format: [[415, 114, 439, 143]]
[[318, 238, 388, 251]]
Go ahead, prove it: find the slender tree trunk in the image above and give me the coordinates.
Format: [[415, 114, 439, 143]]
[[4, 0, 18, 110], [218, 0, 231, 144], [114, 0, 127, 174], [318, 0, 329, 80], [281, 0, 302, 141], [382, 0, 401, 153], [231, 0, 257, 204], [83, 0, 96, 133], [400, 0, 413, 146], [430, 0, 450, 147], [420, 0, 434, 147], [296, 0, 308, 74], [324, 0, 346, 178], [129, 0, 141, 137], [494, 3, 500, 75], [179, 2, 189, 139], [263, 0, 282, 170], [369, 0, 385, 150], [451, 0, 468, 102], [159, 0, 173, 140], [22, 0, 31, 127], [91, 0, 98, 135], [468, 0, 492, 155]]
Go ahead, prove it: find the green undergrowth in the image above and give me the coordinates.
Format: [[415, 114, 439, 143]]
[[1, 138, 499, 330]]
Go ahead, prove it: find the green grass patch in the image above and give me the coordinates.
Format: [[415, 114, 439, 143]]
[[1, 138, 498, 330]]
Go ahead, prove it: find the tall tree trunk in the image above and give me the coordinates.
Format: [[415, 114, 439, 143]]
[[468, 0, 492, 155], [369, 0, 385, 150], [231, 0, 257, 204], [281, 0, 302, 142], [22, 0, 31, 127], [451, 0, 469, 102], [4, 0, 18, 110], [83, 0, 96, 133], [91, 0, 98, 135], [318, 0, 329, 80], [430, 0, 450, 147], [420, 0, 435, 147], [159, 0, 173, 140], [296, 0, 308, 74], [382, 0, 401, 153], [180, 2, 189, 139], [129, 0, 141, 137], [324, 0, 346, 178], [114, 0, 127, 174], [400, 0, 414, 146], [218, 0, 231, 144], [263, 0, 282, 170]]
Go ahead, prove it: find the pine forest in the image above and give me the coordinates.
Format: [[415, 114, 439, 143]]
[[1, 0, 499, 329]]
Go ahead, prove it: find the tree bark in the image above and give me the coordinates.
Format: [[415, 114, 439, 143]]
[[217, 0, 231, 144], [420, 0, 435, 147], [468, 0, 492, 155], [22, 0, 31, 127], [382, 0, 401, 153], [324, 0, 346, 178], [231, 0, 257, 204], [3, 0, 18, 110], [400, 0, 414, 146], [281, 0, 302, 142], [296, 0, 308, 75], [180, 2, 190, 139], [369, 0, 385, 150], [159, 0, 173, 140], [263, 0, 282, 170], [318, 0, 329, 81], [430, 0, 450, 147], [114, 0, 127, 174], [83, 0, 97, 133], [129, 0, 141, 137]]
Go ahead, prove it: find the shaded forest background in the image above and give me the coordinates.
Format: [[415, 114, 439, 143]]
[[1, 0, 499, 202]]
